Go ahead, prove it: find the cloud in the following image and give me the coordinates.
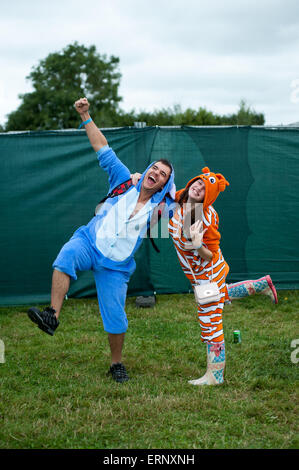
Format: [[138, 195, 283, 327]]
[[0, 0, 299, 126]]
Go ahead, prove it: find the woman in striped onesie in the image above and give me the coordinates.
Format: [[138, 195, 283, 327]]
[[169, 167, 277, 386], [131, 168, 277, 385]]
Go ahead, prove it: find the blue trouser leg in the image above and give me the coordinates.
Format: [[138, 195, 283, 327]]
[[93, 267, 130, 334], [53, 235, 131, 333]]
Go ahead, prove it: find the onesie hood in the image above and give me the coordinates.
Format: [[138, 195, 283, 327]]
[[175, 167, 229, 208]]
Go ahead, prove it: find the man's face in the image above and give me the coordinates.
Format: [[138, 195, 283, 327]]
[[142, 161, 171, 193]]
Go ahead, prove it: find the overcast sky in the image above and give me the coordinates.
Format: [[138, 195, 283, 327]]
[[1, 0, 299, 127]]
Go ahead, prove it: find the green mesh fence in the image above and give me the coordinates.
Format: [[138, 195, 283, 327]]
[[0, 126, 298, 306]]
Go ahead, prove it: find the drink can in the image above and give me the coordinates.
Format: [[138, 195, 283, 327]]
[[234, 330, 241, 343]]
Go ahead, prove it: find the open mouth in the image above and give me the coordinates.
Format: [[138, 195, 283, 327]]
[[147, 175, 156, 185]]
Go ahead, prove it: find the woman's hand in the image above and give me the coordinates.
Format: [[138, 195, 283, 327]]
[[130, 172, 142, 186], [190, 220, 207, 248]]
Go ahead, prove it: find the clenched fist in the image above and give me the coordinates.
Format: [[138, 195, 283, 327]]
[[74, 97, 90, 115]]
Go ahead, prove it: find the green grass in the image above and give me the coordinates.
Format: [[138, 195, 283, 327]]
[[0, 290, 298, 449]]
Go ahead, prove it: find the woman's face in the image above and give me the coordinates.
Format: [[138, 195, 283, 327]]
[[188, 178, 205, 203]]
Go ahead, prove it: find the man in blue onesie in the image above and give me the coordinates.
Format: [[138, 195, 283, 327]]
[[27, 97, 175, 383]]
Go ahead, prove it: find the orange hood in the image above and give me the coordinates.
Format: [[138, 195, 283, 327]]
[[175, 167, 229, 209]]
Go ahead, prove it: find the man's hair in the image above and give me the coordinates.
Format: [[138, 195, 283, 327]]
[[154, 158, 173, 173]]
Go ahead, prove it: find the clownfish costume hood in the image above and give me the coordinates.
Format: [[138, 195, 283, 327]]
[[175, 167, 229, 208]]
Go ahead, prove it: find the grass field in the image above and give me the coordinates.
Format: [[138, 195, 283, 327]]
[[0, 290, 298, 449]]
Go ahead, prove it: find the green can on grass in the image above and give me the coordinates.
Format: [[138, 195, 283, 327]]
[[234, 330, 242, 343]]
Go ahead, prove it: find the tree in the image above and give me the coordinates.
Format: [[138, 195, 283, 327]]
[[220, 99, 265, 125], [4, 42, 265, 130], [116, 100, 265, 127], [5, 42, 122, 131]]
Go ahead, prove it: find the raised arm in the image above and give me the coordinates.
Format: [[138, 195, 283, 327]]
[[75, 97, 131, 190], [74, 97, 107, 152]]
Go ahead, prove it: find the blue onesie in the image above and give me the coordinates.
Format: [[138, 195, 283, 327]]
[[53, 146, 175, 334]]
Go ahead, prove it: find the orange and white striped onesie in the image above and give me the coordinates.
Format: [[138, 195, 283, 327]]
[[168, 168, 230, 344]]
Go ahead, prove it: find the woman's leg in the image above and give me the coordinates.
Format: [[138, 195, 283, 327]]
[[189, 340, 225, 386], [227, 275, 278, 304], [189, 300, 225, 386]]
